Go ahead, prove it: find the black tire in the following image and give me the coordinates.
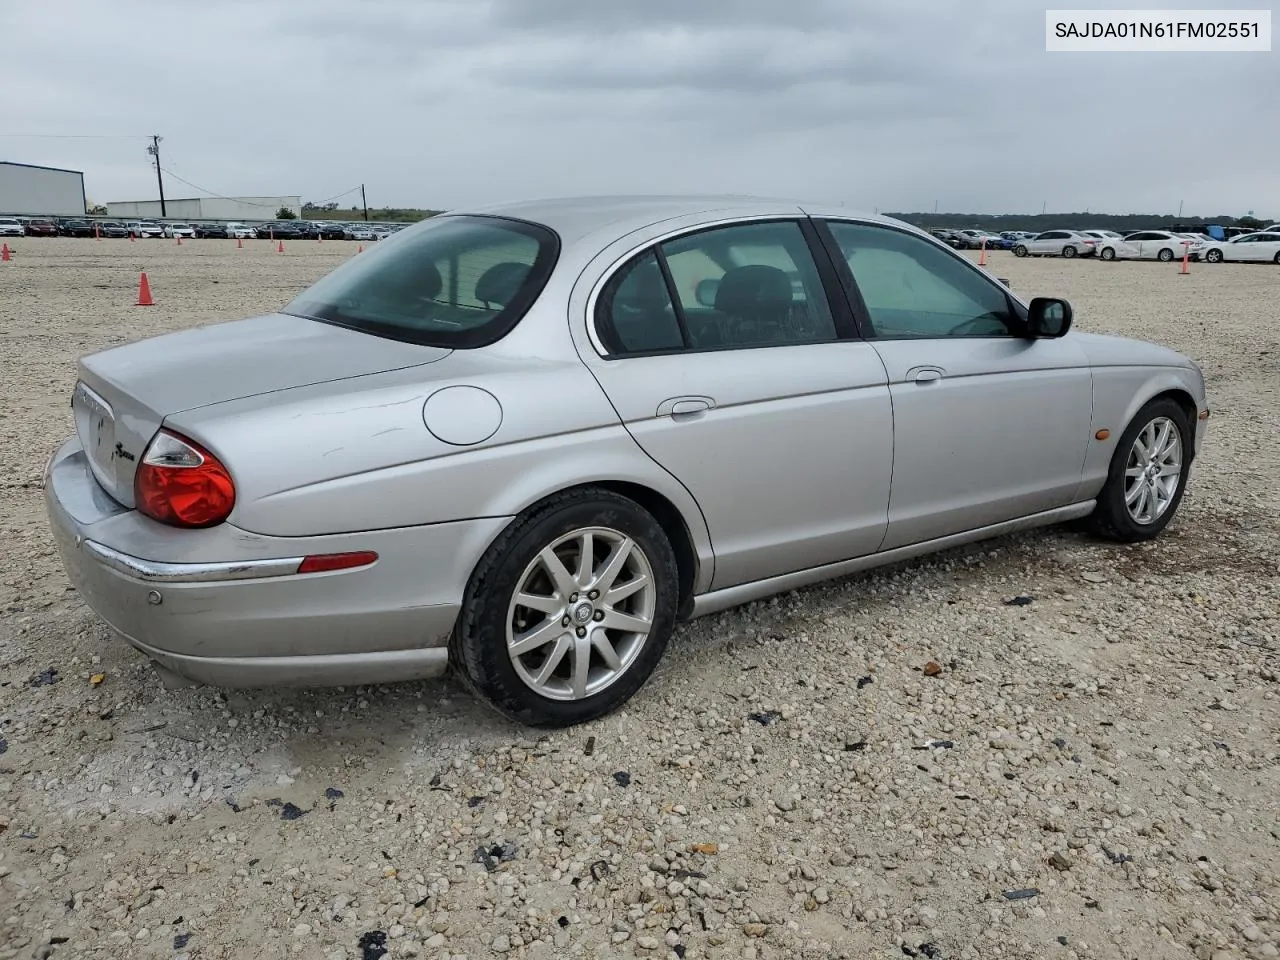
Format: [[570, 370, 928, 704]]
[[1273, 252, 1280, 265], [1013, 245, 1027, 258], [1206, 249, 1223, 263], [1100, 247, 1116, 261], [1082, 397, 1193, 543], [1062, 245, 1077, 259], [450, 487, 679, 728], [1157, 248, 1175, 262]]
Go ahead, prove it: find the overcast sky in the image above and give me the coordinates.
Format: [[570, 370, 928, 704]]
[[3, 0, 1275, 216]]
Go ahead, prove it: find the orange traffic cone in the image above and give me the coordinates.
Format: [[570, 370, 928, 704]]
[[130, 234, 136, 243], [1180, 243, 1191, 275], [277, 239, 284, 253], [357, 244, 363, 253], [236, 236, 243, 248], [94, 223, 101, 241], [176, 236, 183, 246], [136, 272, 154, 306], [978, 239, 988, 266], [1, 243, 10, 262]]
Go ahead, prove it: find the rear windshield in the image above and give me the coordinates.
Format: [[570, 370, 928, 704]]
[[283, 214, 560, 348]]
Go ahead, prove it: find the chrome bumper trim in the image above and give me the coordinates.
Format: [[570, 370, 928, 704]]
[[82, 540, 304, 583]]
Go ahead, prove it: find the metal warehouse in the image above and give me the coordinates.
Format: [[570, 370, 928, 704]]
[[105, 195, 302, 221], [0, 161, 87, 217]]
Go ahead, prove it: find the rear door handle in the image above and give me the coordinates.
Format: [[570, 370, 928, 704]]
[[907, 365, 945, 384], [657, 396, 714, 419]]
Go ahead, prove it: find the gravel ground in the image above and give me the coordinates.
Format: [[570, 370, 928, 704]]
[[1, 238, 1277, 960]]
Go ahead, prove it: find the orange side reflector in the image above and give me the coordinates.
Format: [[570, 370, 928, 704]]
[[297, 551, 378, 574], [1095, 429, 1110, 441], [1198, 409, 1210, 420]]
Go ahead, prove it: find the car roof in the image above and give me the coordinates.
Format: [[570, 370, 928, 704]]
[[455, 194, 907, 245]]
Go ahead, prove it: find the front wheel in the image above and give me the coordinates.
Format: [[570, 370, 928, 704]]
[[1205, 249, 1223, 263], [1100, 247, 1116, 261], [1157, 248, 1175, 262], [1062, 245, 1077, 258], [1083, 398, 1192, 543], [1013, 245, 1028, 258], [450, 488, 679, 728]]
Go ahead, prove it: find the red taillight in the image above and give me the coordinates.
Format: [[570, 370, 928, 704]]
[[297, 551, 378, 574], [133, 429, 236, 528]]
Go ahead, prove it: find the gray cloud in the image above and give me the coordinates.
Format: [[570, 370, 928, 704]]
[[3, 0, 1276, 217]]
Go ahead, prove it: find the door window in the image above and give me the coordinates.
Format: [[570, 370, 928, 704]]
[[595, 220, 838, 355], [826, 221, 1021, 340]]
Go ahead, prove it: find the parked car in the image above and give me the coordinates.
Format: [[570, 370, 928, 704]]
[[163, 223, 196, 239], [343, 223, 377, 241], [1079, 230, 1123, 245], [225, 222, 255, 239], [24, 219, 58, 237], [256, 221, 296, 240], [318, 221, 347, 240], [1096, 230, 1203, 262], [42, 196, 1211, 727], [98, 221, 129, 238], [59, 219, 94, 238], [1200, 231, 1280, 264], [131, 221, 165, 238], [1012, 230, 1097, 258], [957, 229, 1011, 250], [0, 217, 23, 237], [196, 222, 229, 239]]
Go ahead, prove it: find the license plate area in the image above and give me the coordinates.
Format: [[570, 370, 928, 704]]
[[72, 381, 118, 494]]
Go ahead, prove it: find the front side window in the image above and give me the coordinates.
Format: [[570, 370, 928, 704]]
[[284, 215, 558, 348], [826, 221, 1021, 340]]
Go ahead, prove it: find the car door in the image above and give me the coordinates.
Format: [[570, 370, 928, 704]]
[[817, 219, 1094, 550], [572, 217, 894, 591], [1259, 233, 1280, 262], [1234, 234, 1264, 262], [1026, 231, 1053, 254]]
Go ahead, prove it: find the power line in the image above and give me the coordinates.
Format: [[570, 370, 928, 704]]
[[0, 133, 151, 140], [158, 167, 294, 209]]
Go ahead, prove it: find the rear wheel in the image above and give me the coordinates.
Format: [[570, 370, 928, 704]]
[[1013, 245, 1028, 258], [1273, 252, 1280, 265], [1100, 247, 1116, 261], [450, 488, 679, 727], [1206, 249, 1224, 263], [1062, 245, 1077, 258], [1157, 247, 1175, 262], [1083, 397, 1192, 543]]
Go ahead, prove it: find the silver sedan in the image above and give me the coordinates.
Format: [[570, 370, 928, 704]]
[[44, 196, 1210, 727]]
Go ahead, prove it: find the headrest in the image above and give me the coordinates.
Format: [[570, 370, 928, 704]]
[[474, 261, 530, 307], [714, 264, 792, 315]]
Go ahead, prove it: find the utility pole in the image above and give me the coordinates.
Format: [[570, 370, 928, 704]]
[[146, 135, 167, 217], [361, 183, 369, 222]]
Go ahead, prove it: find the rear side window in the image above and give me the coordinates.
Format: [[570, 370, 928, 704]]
[[284, 215, 559, 348]]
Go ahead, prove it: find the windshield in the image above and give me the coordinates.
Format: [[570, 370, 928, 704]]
[[284, 214, 560, 348]]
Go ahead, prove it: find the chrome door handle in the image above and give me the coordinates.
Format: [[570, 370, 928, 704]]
[[657, 396, 714, 419]]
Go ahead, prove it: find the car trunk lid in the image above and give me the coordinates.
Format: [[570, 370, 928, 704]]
[[72, 312, 451, 507]]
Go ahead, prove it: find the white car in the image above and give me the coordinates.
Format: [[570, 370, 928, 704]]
[[162, 222, 196, 239], [225, 222, 255, 239], [133, 221, 165, 238], [0, 217, 23, 237], [1080, 229, 1123, 244], [1012, 230, 1097, 259], [1200, 231, 1280, 264], [1096, 230, 1202, 262], [343, 223, 376, 241]]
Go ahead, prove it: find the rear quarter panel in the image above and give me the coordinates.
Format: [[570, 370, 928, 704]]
[[166, 343, 714, 583]]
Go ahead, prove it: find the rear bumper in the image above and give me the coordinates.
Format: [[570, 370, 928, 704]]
[[44, 436, 509, 688]]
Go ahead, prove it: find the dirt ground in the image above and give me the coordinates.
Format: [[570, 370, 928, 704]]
[[0, 237, 1277, 960]]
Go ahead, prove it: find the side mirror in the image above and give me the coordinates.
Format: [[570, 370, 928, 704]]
[[1027, 297, 1072, 338]]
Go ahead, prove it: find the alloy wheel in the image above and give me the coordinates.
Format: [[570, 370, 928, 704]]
[[1123, 417, 1183, 525], [506, 526, 656, 701]]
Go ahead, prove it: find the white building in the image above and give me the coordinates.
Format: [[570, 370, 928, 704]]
[[106, 195, 302, 221], [0, 161, 87, 216]]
